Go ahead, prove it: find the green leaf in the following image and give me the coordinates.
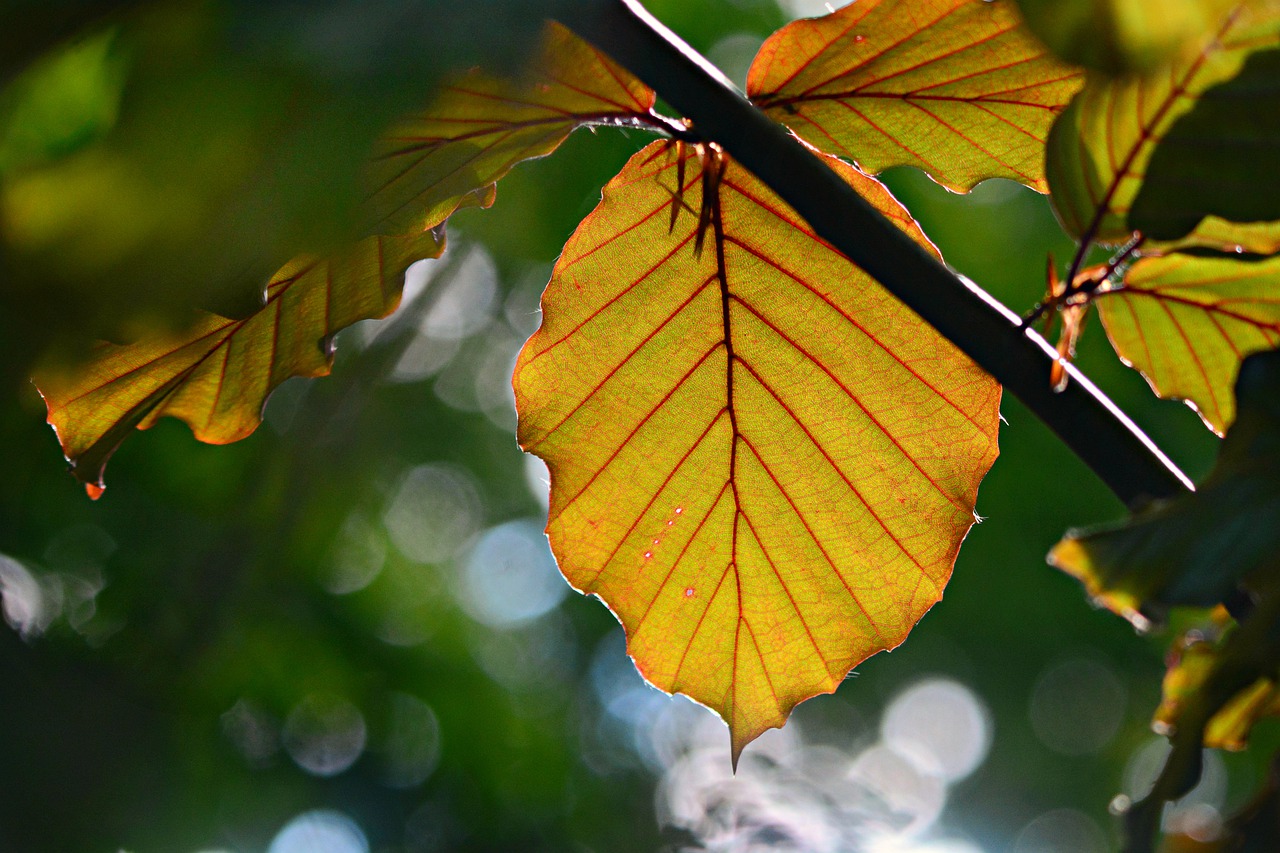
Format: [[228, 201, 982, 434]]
[[1045, 1, 1280, 246], [1049, 348, 1280, 625], [1048, 348, 1280, 849], [34, 230, 444, 497], [1097, 251, 1280, 434], [1015, 0, 1236, 75], [0, 27, 127, 174], [747, 0, 1081, 192], [513, 140, 1000, 762], [1130, 47, 1280, 242]]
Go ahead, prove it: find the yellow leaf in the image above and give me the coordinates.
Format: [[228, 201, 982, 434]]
[[513, 141, 1000, 762], [36, 230, 444, 496], [1167, 216, 1280, 255], [1098, 251, 1280, 434], [748, 0, 1081, 192]]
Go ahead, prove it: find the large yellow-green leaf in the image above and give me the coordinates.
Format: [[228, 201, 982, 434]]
[[746, 0, 1081, 192], [35, 230, 443, 497], [366, 21, 656, 235], [1046, 1, 1280, 245], [513, 141, 1000, 760], [1097, 251, 1280, 434]]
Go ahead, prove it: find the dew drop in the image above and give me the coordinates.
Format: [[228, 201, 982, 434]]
[[644, 551, 652, 559], [667, 520, 674, 526], [684, 587, 694, 598], [853, 34, 866, 43], [652, 539, 661, 546], [675, 507, 683, 515]]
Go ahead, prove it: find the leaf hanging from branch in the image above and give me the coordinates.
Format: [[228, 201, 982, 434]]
[[747, 0, 1081, 193], [1045, 1, 1280, 248], [1097, 251, 1280, 434], [366, 21, 658, 235], [35, 230, 444, 497], [1049, 348, 1280, 625], [514, 140, 1000, 762]]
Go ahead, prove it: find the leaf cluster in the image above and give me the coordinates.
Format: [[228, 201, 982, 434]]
[[6, 1, 1280, 850]]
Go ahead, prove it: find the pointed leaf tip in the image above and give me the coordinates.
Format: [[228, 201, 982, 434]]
[[36, 230, 444, 492], [514, 142, 999, 755]]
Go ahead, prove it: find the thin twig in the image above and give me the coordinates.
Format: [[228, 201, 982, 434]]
[[1022, 235, 1146, 328]]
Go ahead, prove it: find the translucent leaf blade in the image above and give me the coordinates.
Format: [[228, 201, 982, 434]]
[[1098, 251, 1280, 434], [514, 141, 1001, 760], [36, 230, 444, 494], [747, 0, 1081, 192], [1046, 1, 1280, 244], [366, 22, 656, 235]]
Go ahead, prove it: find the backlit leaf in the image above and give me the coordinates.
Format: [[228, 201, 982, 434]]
[[1172, 216, 1280, 255], [35, 229, 444, 497], [366, 22, 657, 235], [1045, 1, 1280, 245], [747, 0, 1081, 192], [513, 141, 1000, 760], [1097, 251, 1280, 434]]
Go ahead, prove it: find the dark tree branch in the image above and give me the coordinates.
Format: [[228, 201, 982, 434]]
[[563, 0, 1194, 508]]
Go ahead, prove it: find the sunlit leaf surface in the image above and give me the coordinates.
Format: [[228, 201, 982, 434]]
[[1172, 216, 1280, 255], [514, 141, 1000, 760], [747, 0, 1081, 192], [366, 22, 657, 235], [36, 230, 444, 496], [1098, 251, 1280, 434], [1046, 1, 1280, 245]]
